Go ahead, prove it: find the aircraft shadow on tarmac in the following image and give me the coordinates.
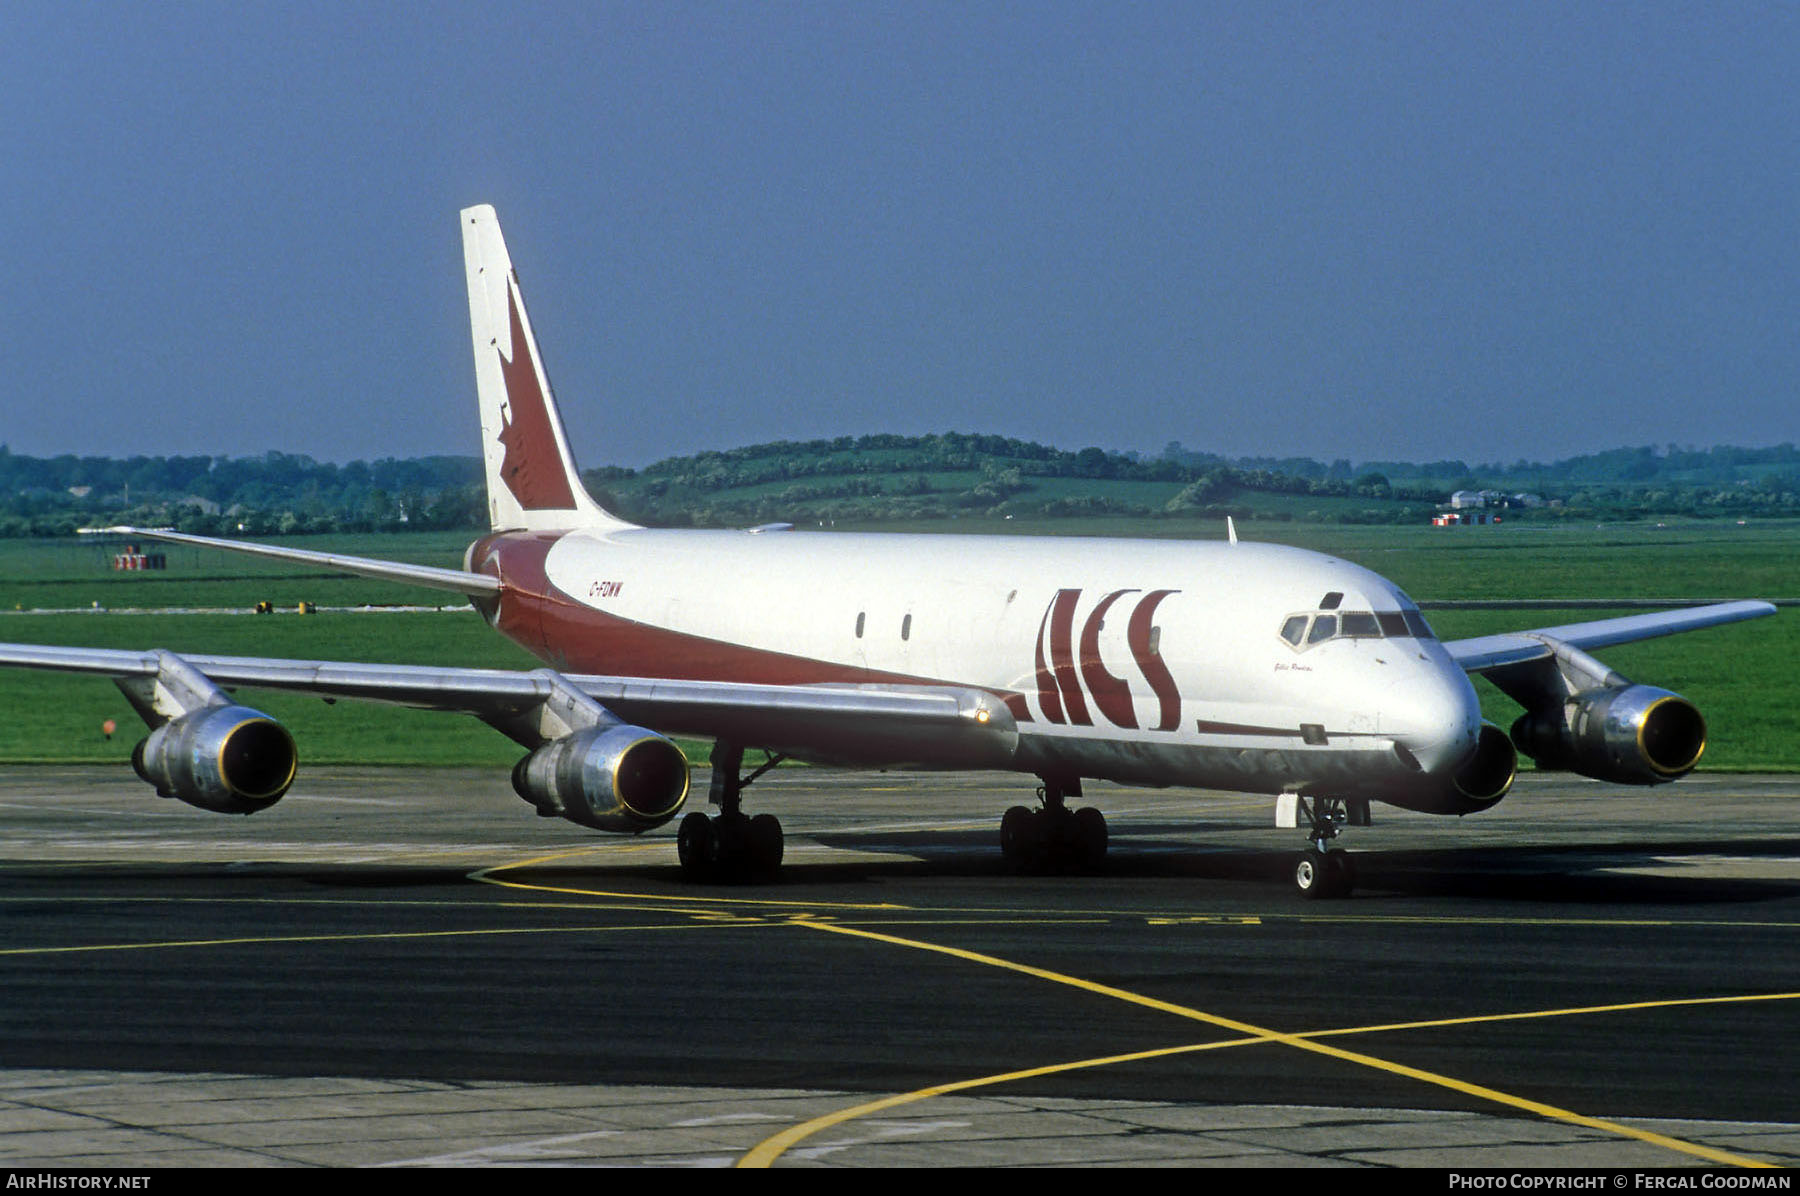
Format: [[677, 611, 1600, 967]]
[[30, 831, 1791, 905], [245, 826, 1800, 905], [784, 828, 1800, 903]]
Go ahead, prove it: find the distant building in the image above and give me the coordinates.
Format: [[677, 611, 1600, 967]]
[[1450, 489, 1538, 511], [113, 545, 166, 571]]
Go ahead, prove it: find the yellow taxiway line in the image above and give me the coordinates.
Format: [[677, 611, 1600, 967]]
[[737, 919, 1786, 1169]]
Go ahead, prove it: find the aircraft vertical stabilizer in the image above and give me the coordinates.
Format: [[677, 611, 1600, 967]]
[[461, 205, 635, 533]]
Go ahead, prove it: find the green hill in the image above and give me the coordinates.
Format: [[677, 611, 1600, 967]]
[[587, 433, 1439, 529], [5, 436, 1799, 536]]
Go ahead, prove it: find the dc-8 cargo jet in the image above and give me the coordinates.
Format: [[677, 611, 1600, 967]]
[[0, 206, 1774, 897]]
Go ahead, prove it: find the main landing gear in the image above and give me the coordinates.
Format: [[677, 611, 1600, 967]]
[[677, 741, 787, 882], [1290, 795, 1364, 899], [1000, 776, 1108, 872]]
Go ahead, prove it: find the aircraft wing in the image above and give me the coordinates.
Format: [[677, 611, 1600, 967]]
[[1442, 600, 1777, 674], [0, 642, 1017, 768]]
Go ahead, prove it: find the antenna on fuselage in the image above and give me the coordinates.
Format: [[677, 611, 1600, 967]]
[[1226, 516, 1238, 545]]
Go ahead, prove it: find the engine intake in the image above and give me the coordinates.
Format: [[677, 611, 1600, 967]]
[[132, 704, 297, 814], [1511, 684, 1706, 785], [512, 724, 690, 833]]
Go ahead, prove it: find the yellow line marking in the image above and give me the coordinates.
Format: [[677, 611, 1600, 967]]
[[1307, 990, 1800, 1039], [1222, 913, 1800, 928], [0, 922, 745, 957], [738, 920, 1780, 1169], [740, 1039, 1261, 1166], [468, 850, 909, 911]]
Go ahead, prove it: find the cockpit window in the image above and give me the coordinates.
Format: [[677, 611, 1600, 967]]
[[1278, 604, 1438, 650]]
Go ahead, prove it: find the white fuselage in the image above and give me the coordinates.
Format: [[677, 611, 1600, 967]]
[[523, 527, 1483, 799]]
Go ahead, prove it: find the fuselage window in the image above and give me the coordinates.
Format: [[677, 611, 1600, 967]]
[[1404, 610, 1436, 639], [901, 613, 912, 641], [1280, 615, 1309, 646], [855, 611, 865, 638], [1307, 614, 1338, 644], [1147, 625, 1162, 655], [1377, 611, 1409, 638], [1341, 611, 1380, 638]]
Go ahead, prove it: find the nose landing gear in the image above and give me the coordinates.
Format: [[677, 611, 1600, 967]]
[[1289, 794, 1364, 899]]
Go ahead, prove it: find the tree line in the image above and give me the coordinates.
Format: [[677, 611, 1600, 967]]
[[2, 437, 1797, 537]]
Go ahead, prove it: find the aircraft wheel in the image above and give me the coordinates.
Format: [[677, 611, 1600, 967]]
[[710, 812, 751, 880], [1000, 805, 1034, 867], [1072, 806, 1108, 869], [1294, 849, 1344, 899], [1330, 851, 1356, 897], [748, 813, 784, 875], [677, 812, 714, 880]]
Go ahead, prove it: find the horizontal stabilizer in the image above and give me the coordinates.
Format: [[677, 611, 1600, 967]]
[[86, 526, 501, 598]]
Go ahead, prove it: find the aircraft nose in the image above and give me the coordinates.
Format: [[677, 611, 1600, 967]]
[[1387, 665, 1483, 775]]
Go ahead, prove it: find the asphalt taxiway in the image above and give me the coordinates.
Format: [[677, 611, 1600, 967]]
[[1, 765, 1796, 1168]]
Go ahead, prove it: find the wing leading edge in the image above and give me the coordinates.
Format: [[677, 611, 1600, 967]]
[[0, 642, 1018, 767], [1443, 600, 1776, 674], [1438, 599, 1776, 787]]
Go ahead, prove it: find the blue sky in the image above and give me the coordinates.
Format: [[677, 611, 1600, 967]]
[[7, 2, 1797, 469]]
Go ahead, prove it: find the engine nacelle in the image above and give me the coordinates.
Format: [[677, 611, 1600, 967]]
[[1511, 684, 1706, 785], [511, 724, 690, 833], [131, 704, 297, 814], [1384, 722, 1517, 815]]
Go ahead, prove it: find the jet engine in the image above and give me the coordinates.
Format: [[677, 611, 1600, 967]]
[[511, 724, 690, 833], [131, 704, 297, 814], [1510, 685, 1706, 785], [1386, 722, 1517, 815]]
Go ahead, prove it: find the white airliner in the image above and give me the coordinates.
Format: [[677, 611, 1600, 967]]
[[0, 206, 1775, 897]]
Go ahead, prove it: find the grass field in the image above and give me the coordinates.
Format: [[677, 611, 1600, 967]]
[[0, 532, 477, 611], [0, 520, 1792, 771]]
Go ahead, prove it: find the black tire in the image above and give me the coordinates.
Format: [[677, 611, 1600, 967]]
[[1000, 805, 1034, 866], [1294, 849, 1339, 899], [677, 812, 714, 880], [748, 812, 784, 874], [711, 811, 749, 880], [1072, 806, 1108, 869]]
